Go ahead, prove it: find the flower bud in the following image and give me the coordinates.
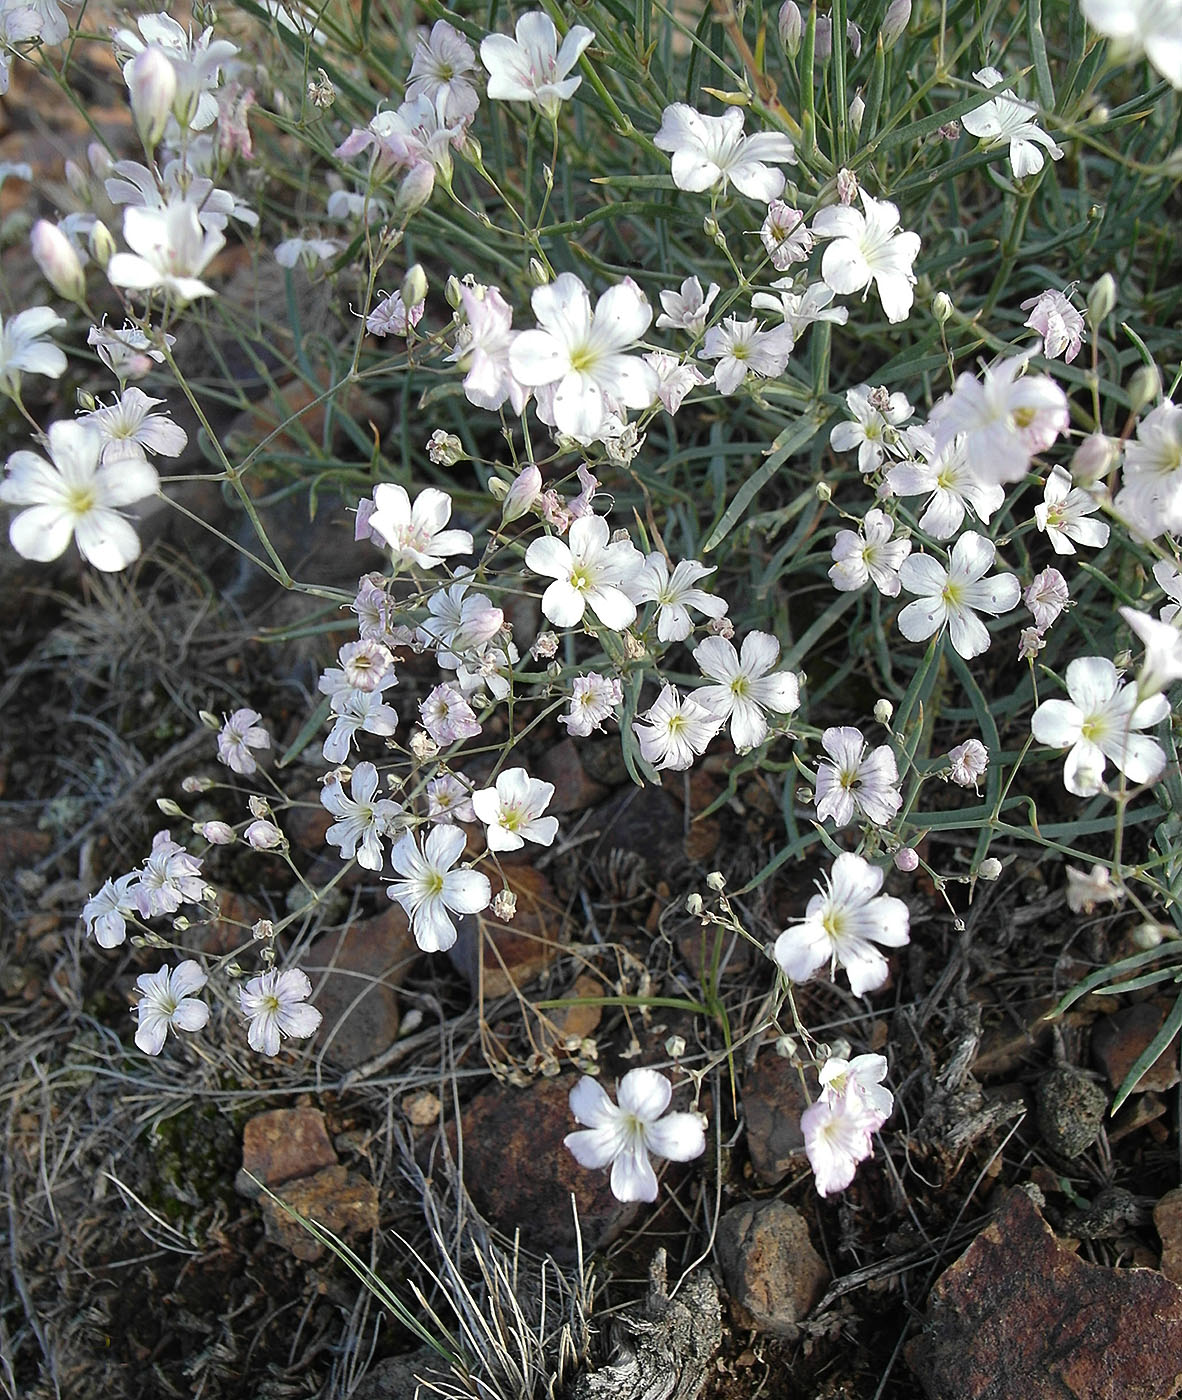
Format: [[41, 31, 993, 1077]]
[[128, 46, 178, 149], [932, 291, 953, 324], [778, 0, 803, 54], [873, 698, 894, 725], [686, 892, 704, 916], [706, 870, 726, 891], [894, 847, 919, 872], [393, 162, 435, 224], [1087, 272, 1117, 327], [155, 797, 184, 817], [1132, 922, 1165, 949], [1129, 363, 1162, 413], [88, 220, 116, 269], [502, 464, 542, 523], [64, 160, 90, 202], [848, 89, 865, 134], [244, 819, 284, 849], [881, 0, 911, 46], [1071, 433, 1117, 485], [401, 261, 428, 310], [445, 273, 463, 309], [836, 167, 858, 204], [815, 480, 832, 502], [87, 142, 113, 179], [197, 819, 235, 844], [181, 775, 214, 793], [978, 857, 1003, 881], [30, 220, 86, 302], [528, 257, 550, 286], [814, 15, 833, 60], [665, 1034, 686, 1058]]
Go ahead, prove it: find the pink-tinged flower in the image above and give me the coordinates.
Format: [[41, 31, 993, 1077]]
[[472, 767, 558, 852], [198, 820, 235, 845], [563, 1068, 705, 1203], [78, 387, 188, 467], [560, 673, 623, 737], [335, 639, 396, 693], [634, 683, 723, 771], [1065, 863, 1124, 915], [217, 708, 271, 775], [1018, 626, 1046, 660], [1021, 288, 1086, 362], [113, 13, 238, 131], [828, 508, 912, 596], [244, 818, 284, 850], [510, 273, 657, 441], [480, 11, 594, 119], [814, 726, 902, 828], [31, 219, 85, 301], [135, 831, 205, 917], [107, 201, 225, 302], [1080, 0, 1182, 89], [322, 761, 403, 870], [1114, 400, 1182, 538], [387, 824, 492, 952], [239, 967, 322, 1056], [962, 67, 1063, 178], [928, 355, 1070, 486], [693, 631, 801, 751], [365, 289, 424, 336], [0, 305, 67, 398], [804, 1052, 893, 1196], [750, 278, 850, 338], [406, 19, 480, 123], [1119, 606, 1182, 698], [419, 578, 504, 665], [655, 275, 719, 335], [1034, 466, 1110, 554], [830, 383, 913, 472], [1030, 656, 1169, 796], [947, 738, 988, 788], [633, 553, 728, 643], [87, 320, 173, 381], [426, 772, 476, 824], [420, 683, 482, 745], [447, 283, 529, 413], [812, 191, 921, 324], [525, 514, 644, 630], [366, 483, 473, 571], [132, 960, 210, 1055], [761, 201, 813, 270], [1153, 559, 1182, 623], [699, 317, 794, 395], [83, 874, 139, 948], [653, 104, 796, 202], [500, 464, 542, 522], [1025, 566, 1070, 632], [897, 532, 1020, 659], [453, 639, 518, 704], [645, 351, 707, 414], [336, 92, 466, 180], [774, 852, 910, 996], [1, 420, 157, 571], [323, 687, 399, 763], [887, 435, 1005, 540]]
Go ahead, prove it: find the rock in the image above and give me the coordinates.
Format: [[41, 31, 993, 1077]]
[[348, 1349, 448, 1399], [458, 1076, 639, 1258], [1092, 1000, 1182, 1094], [715, 1201, 829, 1339], [190, 888, 265, 956], [1034, 1066, 1108, 1158], [1156, 1188, 1182, 1284], [237, 1106, 339, 1198], [260, 1163, 380, 1263], [741, 1051, 815, 1184], [907, 1187, 1182, 1399], [544, 973, 604, 1047], [303, 904, 420, 1069], [0, 825, 51, 875], [448, 865, 566, 1000], [535, 738, 608, 814]]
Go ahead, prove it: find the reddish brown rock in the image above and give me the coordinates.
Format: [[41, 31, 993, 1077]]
[[907, 1188, 1182, 1399], [1156, 1188, 1182, 1284], [716, 1201, 829, 1339], [0, 825, 51, 875], [535, 738, 608, 814], [458, 1076, 639, 1257], [1092, 999, 1181, 1094], [741, 1051, 815, 1184], [190, 888, 266, 956], [448, 865, 566, 999], [237, 1106, 338, 1197], [260, 1163, 379, 1262]]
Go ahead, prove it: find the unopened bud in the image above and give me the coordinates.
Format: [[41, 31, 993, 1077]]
[[393, 162, 435, 224], [128, 46, 178, 149], [528, 257, 549, 286], [445, 273, 463, 309], [155, 797, 184, 817], [181, 775, 214, 793], [836, 167, 858, 204], [932, 291, 953, 325], [244, 819, 283, 850], [197, 819, 235, 844], [502, 465, 543, 522], [1087, 273, 1117, 327], [881, 0, 911, 46], [894, 846, 919, 872], [873, 698, 894, 724], [706, 870, 726, 891], [1132, 921, 1165, 949], [30, 220, 86, 302], [815, 480, 832, 502], [64, 159, 90, 201], [1071, 433, 1117, 485], [978, 857, 1003, 881], [198, 710, 221, 730], [814, 15, 833, 60], [401, 261, 427, 309], [89, 220, 116, 269], [686, 892, 704, 915], [778, 0, 803, 54], [848, 90, 865, 134], [1129, 363, 1162, 413], [665, 1034, 686, 1058]]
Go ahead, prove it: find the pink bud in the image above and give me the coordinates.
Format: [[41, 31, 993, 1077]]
[[30, 220, 85, 302], [502, 465, 542, 523], [244, 819, 284, 850], [127, 46, 177, 149], [894, 847, 919, 872], [393, 161, 435, 224], [198, 820, 236, 845], [778, 0, 802, 53]]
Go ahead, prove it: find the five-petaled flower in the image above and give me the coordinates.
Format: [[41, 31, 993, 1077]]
[[813, 191, 921, 323], [366, 483, 474, 572], [961, 67, 1063, 178], [897, 532, 1020, 659], [472, 767, 559, 852], [217, 708, 271, 775], [239, 968, 322, 1056], [132, 960, 210, 1055], [654, 104, 797, 202], [480, 11, 594, 119], [525, 513, 644, 630], [692, 631, 801, 751], [387, 824, 492, 952], [814, 726, 903, 828]]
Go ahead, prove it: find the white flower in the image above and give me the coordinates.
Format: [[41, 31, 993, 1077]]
[[699, 317, 794, 395], [336, 92, 465, 179], [525, 513, 644, 630], [774, 852, 910, 996], [1153, 559, 1182, 622], [1, 420, 157, 571], [480, 11, 594, 119], [107, 201, 224, 302], [1120, 605, 1182, 697], [1030, 656, 1169, 796], [275, 236, 342, 270], [761, 200, 813, 270], [803, 1053, 892, 1197], [135, 830, 205, 917], [426, 772, 476, 824], [645, 351, 708, 414], [1021, 288, 1086, 363], [113, 13, 238, 130], [1065, 863, 1124, 915], [88, 320, 173, 382], [322, 761, 403, 870], [563, 1068, 705, 1203], [1080, 0, 1182, 89], [560, 673, 623, 737], [217, 708, 271, 775], [0, 305, 67, 398], [655, 275, 719, 335], [692, 631, 801, 751], [961, 67, 1064, 178], [406, 19, 480, 123], [366, 483, 473, 571], [447, 283, 528, 414], [1034, 466, 1110, 554], [828, 508, 912, 596], [633, 553, 728, 642], [812, 191, 921, 323], [132, 960, 210, 1055], [244, 818, 284, 850], [928, 355, 1069, 486], [509, 273, 657, 441], [633, 683, 723, 771], [897, 532, 1021, 659], [83, 874, 140, 948], [1114, 400, 1182, 538], [830, 383, 913, 472], [1025, 566, 1071, 632], [819, 1053, 894, 1130], [472, 767, 558, 852], [947, 738, 989, 788], [814, 727, 902, 828], [751, 278, 850, 338], [420, 683, 482, 744], [323, 687, 399, 763], [653, 104, 796, 201], [387, 824, 492, 952], [418, 578, 504, 667], [78, 386, 188, 466], [239, 968, 322, 1056], [887, 435, 1005, 540]]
